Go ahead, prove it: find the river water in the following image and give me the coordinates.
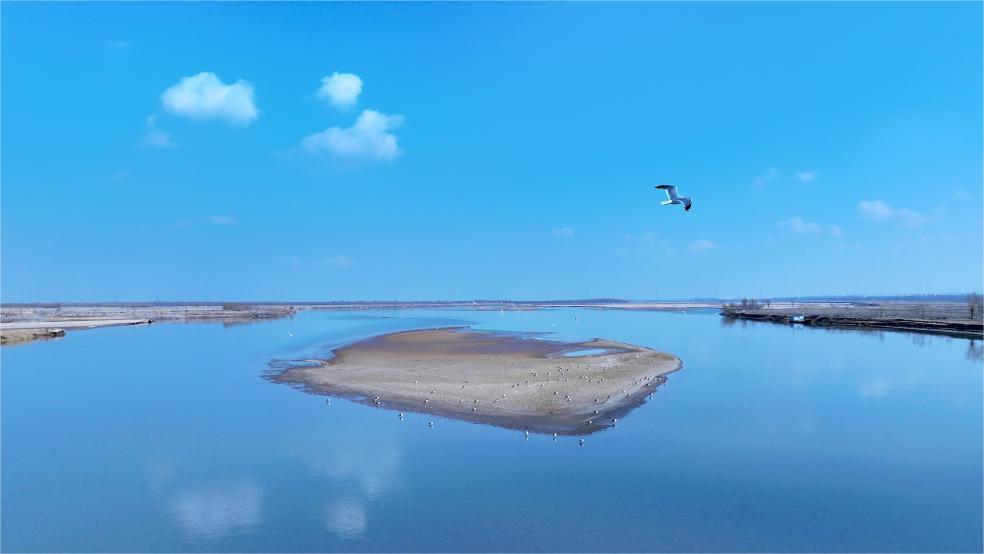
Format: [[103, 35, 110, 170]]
[[2, 308, 980, 552]]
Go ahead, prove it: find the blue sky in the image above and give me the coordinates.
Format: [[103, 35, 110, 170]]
[[2, 2, 981, 301]]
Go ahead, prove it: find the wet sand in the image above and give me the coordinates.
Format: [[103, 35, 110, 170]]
[[271, 327, 682, 434]]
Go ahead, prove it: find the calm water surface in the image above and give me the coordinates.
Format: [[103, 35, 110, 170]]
[[2, 309, 981, 552]]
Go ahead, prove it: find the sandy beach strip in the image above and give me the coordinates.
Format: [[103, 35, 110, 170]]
[[0, 328, 67, 345], [0, 319, 150, 345], [271, 327, 682, 435], [0, 319, 151, 330]]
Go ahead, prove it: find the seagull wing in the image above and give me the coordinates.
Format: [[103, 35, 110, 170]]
[[655, 184, 679, 200]]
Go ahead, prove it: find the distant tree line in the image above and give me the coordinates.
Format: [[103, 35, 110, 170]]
[[967, 293, 983, 321], [722, 298, 770, 313]]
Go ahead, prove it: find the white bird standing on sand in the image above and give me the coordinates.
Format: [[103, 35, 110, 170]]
[[655, 184, 692, 212]]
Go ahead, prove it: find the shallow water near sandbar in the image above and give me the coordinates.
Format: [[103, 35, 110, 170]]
[[2, 308, 981, 552], [558, 347, 609, 357]]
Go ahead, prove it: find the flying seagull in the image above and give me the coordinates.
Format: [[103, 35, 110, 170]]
[[655, 184, 692, 211]]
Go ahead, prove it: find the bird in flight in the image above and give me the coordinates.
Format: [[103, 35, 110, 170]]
[[655, 184, 692, 211]]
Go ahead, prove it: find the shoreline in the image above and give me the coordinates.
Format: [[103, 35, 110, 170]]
[[269, 327, 682, 435]]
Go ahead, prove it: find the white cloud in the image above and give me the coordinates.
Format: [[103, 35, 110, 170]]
[[300, 109, 403, 162], [141, 129, 174, 148], [317, 72, 363, 109], [688, 239, 718, 252], [161, 72, 259, 125], [795, 170, 816, 182], [778, 217, 842, 236], [753, 167, 777, 186], [324, 255, 354, 268], [859, 200, 894, 218], [208, 215, 237, 225], [858, 200, 928, 226], [551, 227, 575, 238]]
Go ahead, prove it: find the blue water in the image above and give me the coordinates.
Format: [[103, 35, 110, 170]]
[[2, 309, 981, 552], [558, 347, 609, 357]]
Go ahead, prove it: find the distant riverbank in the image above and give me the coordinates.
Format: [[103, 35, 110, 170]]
[[0, 301, 711, 344], [4, 299, 980, 344], [721, 302, 982, 339]]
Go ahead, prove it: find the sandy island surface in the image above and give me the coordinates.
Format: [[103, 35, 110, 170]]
[[271, 327, 682, 434]]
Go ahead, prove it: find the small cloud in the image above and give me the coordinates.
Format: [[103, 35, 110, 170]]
[[617, 231, 669, 257], [779, 216, 822, 234], [778, 217, 842, 236], [623, 232, 656, 243], [105, 40, 131, 49], [795, 170, 816, 182], [208, 215, 237, 225], [141, 113, 175, 148], [279, 255, 303, 268], [858, 200, 894, 219], [753, 167, 777, 186], [324, 255, 354, 268], [141, 129, 174, 148], [858, 200, 928, 226], [317, 72, 363, 109], [688, 239, 718, 253], [280, 255, 354, 268], [161, 72, 259, 126], [300, 109, 403, 162], [168, 220, 193, 231], [551, 227, 575, 238]]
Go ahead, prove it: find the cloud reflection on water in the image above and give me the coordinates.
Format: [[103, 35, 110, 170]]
[[147, 459, 263, 542], [323, 496, 368, 538], [289, 426, 403, 537], [167, 482, 263, 541]]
